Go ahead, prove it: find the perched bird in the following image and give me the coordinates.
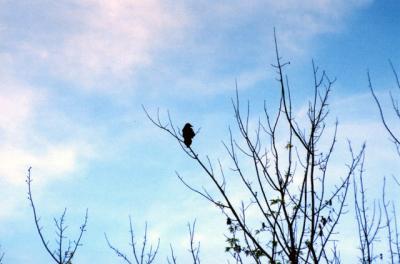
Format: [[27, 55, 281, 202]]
[[182, 123, 195, 147]]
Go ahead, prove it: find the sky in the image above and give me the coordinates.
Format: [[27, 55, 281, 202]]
[[0, 0, 400, 263]]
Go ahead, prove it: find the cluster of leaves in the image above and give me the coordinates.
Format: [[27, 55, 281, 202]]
[[225, 216, 275, 260]]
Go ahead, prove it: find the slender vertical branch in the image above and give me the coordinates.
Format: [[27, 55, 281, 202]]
[[167, 244, 178, 264], [353, 153, 382, 263], [188, 220, 201, 264], [26, 167, 58, 262], [382, 177, 395, 263], [105, 218, 159, 264], [26, 167, 88, 264]]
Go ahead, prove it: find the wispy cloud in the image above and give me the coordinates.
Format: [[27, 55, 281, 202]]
[[0, 0, 373, 95], [0, 0, 188, 91], [0, 70, 96, 225]]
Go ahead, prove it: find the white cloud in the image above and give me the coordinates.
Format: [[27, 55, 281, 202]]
[[0, 72, 86, 185], [0, 71, 96, 226], [0, 143, 88, 186], [0, 86, 37, 139]]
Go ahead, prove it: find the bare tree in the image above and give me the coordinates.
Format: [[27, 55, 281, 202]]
[[145, 31, 365, 263], [26, 167, 88, 264], [105, 217, 160, 264], [352, 150, 400, 264], [368, 61, 400, 263], [382, 177, 400, 263], [352, 150, 383, 263]]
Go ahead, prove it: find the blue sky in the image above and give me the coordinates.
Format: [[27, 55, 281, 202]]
[[0, 1, 400, 263]]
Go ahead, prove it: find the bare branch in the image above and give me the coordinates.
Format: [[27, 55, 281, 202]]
[[26, 167, 88, 264], [0, 245, 4, 264], [368, 71, 400, 148], [105, 218, 159, 264], [188, 220, 201, 264]]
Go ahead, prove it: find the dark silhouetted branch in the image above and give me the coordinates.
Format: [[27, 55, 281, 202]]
[[167, 244, 178, 264], [353, 152, 382, 263], [105, 217, 160, 264], [146, 31, 364, 263], [369, 62, 400, 154], [26, 167, 88, 264], [188, 220, 201, 264]]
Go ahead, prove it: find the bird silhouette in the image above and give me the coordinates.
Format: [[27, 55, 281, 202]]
[[182, 123, 195, 147]]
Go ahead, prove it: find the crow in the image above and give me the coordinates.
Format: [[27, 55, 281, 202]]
[[182, 123, 195, 147]]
